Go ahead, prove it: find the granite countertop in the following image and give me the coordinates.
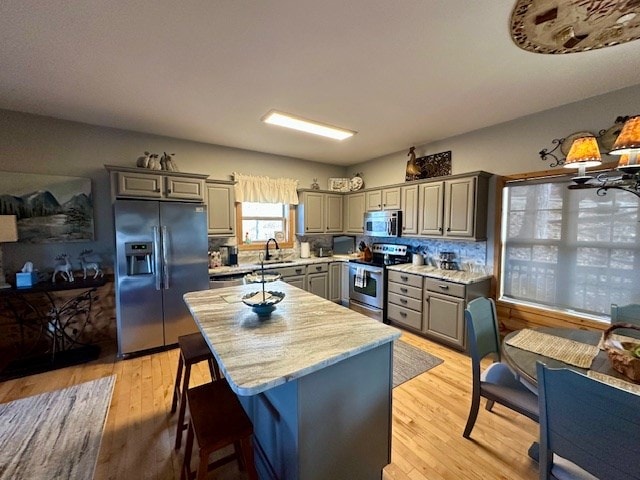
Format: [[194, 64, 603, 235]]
[[208, 254, 357, 277], [386, 263, 493, 285], [183, 281, 400, 396]]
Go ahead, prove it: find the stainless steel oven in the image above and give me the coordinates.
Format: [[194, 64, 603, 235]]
[[348, 263, 385, 321], [348, 243, 409, 322]]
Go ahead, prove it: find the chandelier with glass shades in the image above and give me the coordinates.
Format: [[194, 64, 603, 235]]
[[565, 115, 640, 199]]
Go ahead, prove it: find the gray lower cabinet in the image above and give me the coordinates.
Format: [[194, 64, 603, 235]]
[[386, 271, 424, 330], [328, 262, 342, 303], [307, 263, 329, 299], [341, 262, 350, 305], [422, 277, 491, 350], [265, 265, 307, 290], [237, 342, 393, 480]]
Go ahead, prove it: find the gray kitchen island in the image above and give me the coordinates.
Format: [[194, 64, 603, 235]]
[[183, 281, 401, 480]]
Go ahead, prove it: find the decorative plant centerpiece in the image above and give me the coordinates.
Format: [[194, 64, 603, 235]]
[[603, 323, 640, 382]]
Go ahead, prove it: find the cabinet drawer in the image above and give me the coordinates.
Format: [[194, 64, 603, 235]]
[[425, 278, 465, 298], [166, 176, 204, 201], [387, 270, 422, 288], [116, 172, 163, 198], [266, 265, 307, 277], [387, 303, 422, 330], [307, 263, 328, 274], [388, 281, 422, 300], [388, 292, 422, 312]]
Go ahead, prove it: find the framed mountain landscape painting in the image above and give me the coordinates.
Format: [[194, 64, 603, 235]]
[[0, 171, 94, 243]]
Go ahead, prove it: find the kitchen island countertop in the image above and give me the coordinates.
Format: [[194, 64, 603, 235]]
[[183, 281, 400, 396]]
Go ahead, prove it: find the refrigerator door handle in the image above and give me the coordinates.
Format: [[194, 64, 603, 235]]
[[162, 225, 170, 290], [153, 226, 161, 291]]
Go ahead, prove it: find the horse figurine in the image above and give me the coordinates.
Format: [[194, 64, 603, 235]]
[[52, 254, 74, 283], [78, 249, 103, 280]]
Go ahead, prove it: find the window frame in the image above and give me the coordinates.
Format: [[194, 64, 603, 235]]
[[493, 161, 633, 331], [235, 202, 296, 251]]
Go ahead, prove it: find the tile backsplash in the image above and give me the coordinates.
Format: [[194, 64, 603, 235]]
[[208, 235, 488, 270]]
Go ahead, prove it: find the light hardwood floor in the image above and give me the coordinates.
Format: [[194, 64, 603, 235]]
[[0, 330, 540, 479]]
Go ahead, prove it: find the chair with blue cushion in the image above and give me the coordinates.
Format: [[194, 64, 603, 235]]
[[537, 363, 640, 480], [463, 297, 539, 438]]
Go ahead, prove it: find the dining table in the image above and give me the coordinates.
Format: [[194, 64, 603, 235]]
[[501, 326, 630, 386], [501, 326, 640, 463]]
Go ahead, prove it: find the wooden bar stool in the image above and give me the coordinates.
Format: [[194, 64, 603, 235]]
[[172, 332, 220, 450], [180, 379, 257, 480]]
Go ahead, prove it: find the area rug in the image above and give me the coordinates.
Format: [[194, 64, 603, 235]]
[[0, 375, 115, 480], [393, 340, 443, 388]]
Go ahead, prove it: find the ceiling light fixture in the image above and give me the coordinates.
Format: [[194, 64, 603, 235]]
[[262, 110, 356, 141], [567, 116, 640, 198]]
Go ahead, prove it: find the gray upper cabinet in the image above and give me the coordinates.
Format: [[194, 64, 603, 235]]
[[206, 181, 235, 236], [106, 166, 208, 202], [298, 191, 325, 234], [298, 191, 343, 234], [345, 192, 365, 233], [325, 194, 343, 233], [444, 177, 476, 238], [401, 185, 419, 235], [418, 172, 489, 240], [418, 181, 444, 235], [365, 187, 401, 211]]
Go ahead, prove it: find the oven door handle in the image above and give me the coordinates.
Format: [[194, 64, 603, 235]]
[[351, 266, 384, 275]]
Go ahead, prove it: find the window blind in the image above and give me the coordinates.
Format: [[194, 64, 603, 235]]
[[500, 177, 640, 317]]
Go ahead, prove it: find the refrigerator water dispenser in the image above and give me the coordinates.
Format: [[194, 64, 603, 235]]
[[125, 242, 154, 275]]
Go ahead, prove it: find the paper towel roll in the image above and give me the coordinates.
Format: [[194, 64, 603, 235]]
[[300, 242, 310, 258]]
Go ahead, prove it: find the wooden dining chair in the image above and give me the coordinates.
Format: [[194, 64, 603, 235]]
[[537, 363, 640, 480], [463, 297, 539, 439]]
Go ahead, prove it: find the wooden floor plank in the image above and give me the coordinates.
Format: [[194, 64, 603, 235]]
[[1, 331, 540, 480]]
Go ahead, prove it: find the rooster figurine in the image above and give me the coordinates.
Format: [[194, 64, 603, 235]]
[[405, 146, 421, 180]]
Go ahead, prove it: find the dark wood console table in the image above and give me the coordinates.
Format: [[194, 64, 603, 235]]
[[0, 277, 107, 380]]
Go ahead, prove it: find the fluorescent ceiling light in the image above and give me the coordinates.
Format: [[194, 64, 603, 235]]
[[262, 110, 355, 140]]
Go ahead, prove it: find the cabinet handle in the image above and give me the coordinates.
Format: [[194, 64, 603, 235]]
[[155, 188, 161, 193], [316, 266, 321, 271], [438, 284, 449, 290], [401, 275, 408, 281], [439, 227, 443, 232], [295, 269, 303, 274], [229, 226, 232, 230], [400, 287, 408, 293], [400, 312, 407, 317], [447, 227, 451, 232], [400, 298, 407, 304]]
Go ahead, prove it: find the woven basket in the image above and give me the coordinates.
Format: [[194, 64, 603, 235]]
[[603, 323, 640, 382]]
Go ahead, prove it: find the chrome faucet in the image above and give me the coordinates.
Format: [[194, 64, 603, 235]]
[[265, 238, 280, 261]]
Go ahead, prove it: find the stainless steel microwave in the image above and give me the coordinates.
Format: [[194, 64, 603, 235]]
[[363, 210, 402, 237]]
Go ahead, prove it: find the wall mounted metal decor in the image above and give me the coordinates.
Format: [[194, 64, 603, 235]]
[[539, 116, 629, 167], [405, 150, 452, 181], [0, 171, 94, 244], [510, 0, 640, 54]]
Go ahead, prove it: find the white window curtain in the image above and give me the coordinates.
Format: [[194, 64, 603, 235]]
[[233, 172, 299, 205], [500, 176, 640, 318]]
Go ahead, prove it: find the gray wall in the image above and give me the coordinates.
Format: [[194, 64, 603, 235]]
[[348, 84, 640, 187], [1, 83, 638, 273], [0, 109, 344, 272]]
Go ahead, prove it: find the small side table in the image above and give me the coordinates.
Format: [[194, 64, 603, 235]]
[[0, 277, 107, 380]]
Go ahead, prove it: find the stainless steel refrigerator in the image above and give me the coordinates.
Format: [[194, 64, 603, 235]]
[[114, 199, 209, 357]]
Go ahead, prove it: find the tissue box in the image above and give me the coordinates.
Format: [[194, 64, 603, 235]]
[[16, 272, 37, 288]]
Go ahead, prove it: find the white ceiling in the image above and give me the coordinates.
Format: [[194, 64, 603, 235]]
[[1, 0, 640, 166]]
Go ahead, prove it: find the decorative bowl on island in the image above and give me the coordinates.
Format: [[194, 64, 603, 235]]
[[241, 290, 285, 318]]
